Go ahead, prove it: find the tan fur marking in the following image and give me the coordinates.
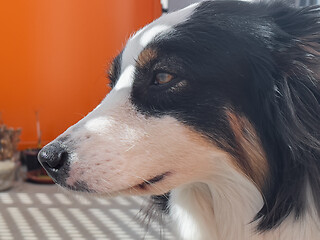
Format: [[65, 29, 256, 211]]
[[137, 48, 158, 68], [226, 110, 268, 189]]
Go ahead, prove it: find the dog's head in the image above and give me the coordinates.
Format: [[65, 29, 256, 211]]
[[39, 1, 320, 230]]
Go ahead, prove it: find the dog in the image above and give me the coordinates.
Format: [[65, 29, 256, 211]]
[[38, 1, 320, 239]]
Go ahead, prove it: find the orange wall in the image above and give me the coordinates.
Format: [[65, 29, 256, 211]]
[[0, 0, 162, 149]]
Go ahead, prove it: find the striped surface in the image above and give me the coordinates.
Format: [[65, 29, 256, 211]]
[[0, 183, 177, 240]]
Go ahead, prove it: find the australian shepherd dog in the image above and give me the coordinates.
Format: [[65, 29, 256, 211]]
[[38, 1, 320, 239]]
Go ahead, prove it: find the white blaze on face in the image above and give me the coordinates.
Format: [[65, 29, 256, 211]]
[[54, 3, 213, 194], [139, 25, 171, 46], [113, 65, 135, 91]]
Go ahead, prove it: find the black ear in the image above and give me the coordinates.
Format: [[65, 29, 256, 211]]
[[250, 3, 320, 231]]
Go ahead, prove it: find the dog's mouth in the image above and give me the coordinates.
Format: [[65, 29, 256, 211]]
[[62, 171, 172, 195], [116, 171, 172, 195], [135, 171, 172, 190]]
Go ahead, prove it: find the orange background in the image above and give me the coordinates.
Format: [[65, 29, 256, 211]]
[[0, 0, 162, 149]]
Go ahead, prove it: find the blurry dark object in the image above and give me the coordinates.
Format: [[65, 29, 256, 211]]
[[20, 111, 53, 184], [27, 168, 54, 184], [21, 149, 54, 184], [21, 148, 42, 171]]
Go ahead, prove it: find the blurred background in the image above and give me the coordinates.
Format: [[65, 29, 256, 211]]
[[0, 0, 162, 150], [0, 0, 318, 239]]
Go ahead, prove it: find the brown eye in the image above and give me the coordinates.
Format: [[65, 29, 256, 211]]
[[154, 73, 174, 85]]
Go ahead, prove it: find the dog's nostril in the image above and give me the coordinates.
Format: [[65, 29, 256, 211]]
[[59, 151, 68, 164], [50, 151, 68, 169], [38, 143, 69, 170]]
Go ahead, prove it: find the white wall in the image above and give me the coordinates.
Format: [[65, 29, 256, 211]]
[[168, 0, 205, 12], [165, 0, 299, 13]]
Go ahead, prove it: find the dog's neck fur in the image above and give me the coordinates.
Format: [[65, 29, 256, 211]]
[[169, 161, 320, 240]]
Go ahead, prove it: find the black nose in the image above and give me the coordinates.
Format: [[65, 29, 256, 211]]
[[38, 143, 69, 169]]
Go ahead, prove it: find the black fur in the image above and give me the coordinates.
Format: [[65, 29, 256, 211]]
[[113, 0, 320, 232]]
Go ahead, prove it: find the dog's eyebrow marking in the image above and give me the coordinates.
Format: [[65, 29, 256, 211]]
[[136, 47, 158, 68], [226, 110, 268, 189]]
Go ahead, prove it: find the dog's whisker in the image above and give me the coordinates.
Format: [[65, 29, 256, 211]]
[[125, 144, 136, 152]]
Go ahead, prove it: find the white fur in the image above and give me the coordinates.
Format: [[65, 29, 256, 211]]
[[170, 166, 320, 240], [139, 25, 171, 46], [170, 159, 263, 240], [114, 65, 135, 91]]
